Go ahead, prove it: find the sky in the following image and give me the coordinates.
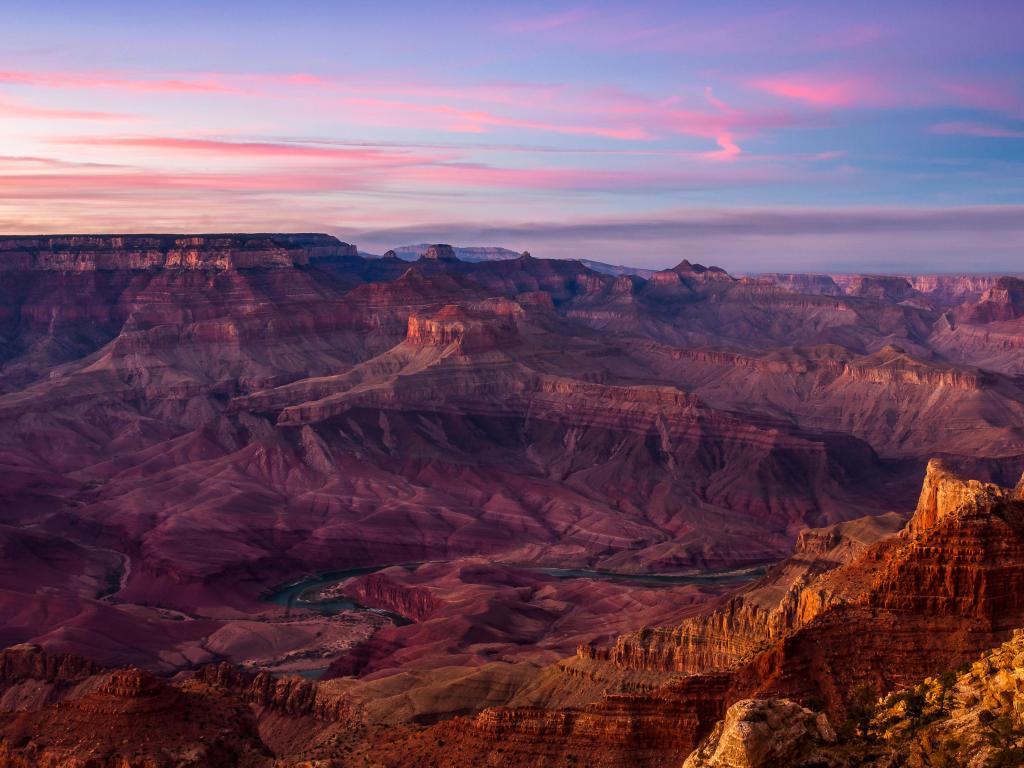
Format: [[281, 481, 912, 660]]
[[1, 0, 1022, 272]]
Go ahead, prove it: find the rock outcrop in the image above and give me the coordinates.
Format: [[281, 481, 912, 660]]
[[672, 259, 734, 282], [682, 698, 837, 768], [758, 273, 843, 296], [336, 572, 442, 622], [422, 243, 459, 261], [0, 644, 100, 687], [685, 626, 1024, 768], [908, 274, 1003, 305], [405, 301, 521, 351], [196, 663, 359, 722], [841, 274, 916, 302], [608, 461, 1024, 681], [957, 276, 1024, 323], [601, 511, 905, 674], [0, 651, 272, 767]]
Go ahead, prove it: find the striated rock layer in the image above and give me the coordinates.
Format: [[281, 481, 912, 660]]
[[1, 465, 1023, 767], [372, 463, 1024, 767], [0, 648, 272, 767], [0, 234, 1023, 764], [685, 624, 1024, 767], [0, 233, 357, 271]]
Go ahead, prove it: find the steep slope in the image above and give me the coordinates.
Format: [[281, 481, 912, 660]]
[[636, 342, 1024, 459], [685, 626, 1024, 768], [374, 462, 1024, 767], [0, 645, 271, 767]]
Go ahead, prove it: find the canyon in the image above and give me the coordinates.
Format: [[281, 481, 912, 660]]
[[1, 234, 1023, 766]]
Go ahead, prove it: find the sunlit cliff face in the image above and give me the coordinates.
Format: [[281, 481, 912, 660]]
[[2, 0, 1023, 270]]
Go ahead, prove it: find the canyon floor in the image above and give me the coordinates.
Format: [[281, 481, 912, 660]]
[[1, 235, 1024, 766]]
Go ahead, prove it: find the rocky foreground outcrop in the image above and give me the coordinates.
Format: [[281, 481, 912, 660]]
[[682, 698, 837, 768], [685, 625, 1024, 768], [866, 627, 1024, 767]]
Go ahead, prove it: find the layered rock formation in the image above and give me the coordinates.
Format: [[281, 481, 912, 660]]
[[598, 512, 905, 675], [321, 558, 737, 681], [684, 625, 1024, 768], [0, 233, 357, 271], [908, 273, 1005, 305], [422, 243, 459, 261], [957, 276, 1024, 323], [0, 649, 272, 767], [385, 243, 520, 263], [604, 460, 1024, 685], [1, 233, 1024, 765], [842, 274, 916, 302], [372, 463, 1024, 766], [757, 273, 843, 296]]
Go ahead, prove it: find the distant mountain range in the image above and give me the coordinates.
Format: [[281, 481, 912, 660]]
[[361, 243, 657, 279]]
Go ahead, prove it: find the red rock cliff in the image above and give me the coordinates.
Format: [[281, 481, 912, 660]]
[[0, 233, 357, 271]]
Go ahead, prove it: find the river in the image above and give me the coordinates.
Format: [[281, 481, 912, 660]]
[[263, 563, 765, 617]]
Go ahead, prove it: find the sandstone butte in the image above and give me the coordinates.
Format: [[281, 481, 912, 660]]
[[1, 235, 1023, 766]]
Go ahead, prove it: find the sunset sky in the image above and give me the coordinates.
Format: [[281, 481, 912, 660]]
[[2, 0, 1023, 271]]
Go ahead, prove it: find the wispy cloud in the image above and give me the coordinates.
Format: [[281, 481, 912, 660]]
[[56, 136, 448, 164], [348, 206, 1024, 243], [0, 96, 131, 120], [0, 69, 235, 93], [929, 121, 1024, 139], [0, 157, 793, 198], [500, 8, 589, 34], [749, 69, 1023, 118], [748, 73, 883, 108], [940, 81, 1024, 117]]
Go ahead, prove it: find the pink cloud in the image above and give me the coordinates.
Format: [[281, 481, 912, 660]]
[[749, 74, 881, 108], [485, 6, 891, 58], [702, 133, 742, 161], [59, 136, 447, 165], [0, 96, 130, 121], [703, 86, 730, 112], [0, 155, 126, 170], [0, 70, 234, 93], [0, 156, 795, 201], [459, 109, 652, 140], [2, 64, 796, 147], [327, 96, 652, 141], [749, 70, 1022, 118], [0, 170, 373, 197], [570, 85, 803, 143]]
